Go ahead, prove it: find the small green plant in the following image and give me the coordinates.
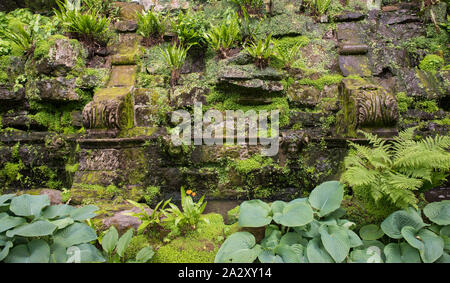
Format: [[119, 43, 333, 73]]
[[204, 15, 241, 59], [304, 0, 332, 16], [275, 42, 303, 69], [0, 194, 104, 263], [100, 226, 154, 263], [163, 188, 208, 232], [419, 54, 444, 73], [83, 0, 120, 20], [357, 201, 450, 263], [125, 199, 171, 233], [159, 43, 190, 87], [244, 33, 275, 69], [341, 129, 450, 218], [54, 0, 111, 57], [0, 16, 40, 56], [232, 0, 265, 16], [136, 9, 168, 46], [171, 9, 209, 47]]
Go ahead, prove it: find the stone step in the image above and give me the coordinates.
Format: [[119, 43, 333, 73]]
[[107, 65, 137, 88]]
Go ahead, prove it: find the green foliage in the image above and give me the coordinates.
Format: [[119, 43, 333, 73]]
[[244, 33, 276, 69], [416, 100, 439, 113], [163, 188, 208, 233], [341, 129, 450, 218], [304, 0, 333, 16], [232, 155, 274, 175], [55, 0, 111, 47], [99, 226, 154, 263], [125, 199, 170, 233], [396, 92, 414, 113], [0, 194, 103, 263], [171, 9, 210, 47], [159, 43, 190, 86], [275, 41, 303, 69], [376, 202, 450, 263], [0, 9, 58, 56], [82, 0, 120, 20], [215, 181, 364, 263], [419, 54, 444, 73], [204, 14, 241, 58], [136, 9, 167, 45], [232, 0, 264, 15]]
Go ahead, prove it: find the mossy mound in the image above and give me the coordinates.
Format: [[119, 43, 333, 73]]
[[152, 213, 239, 263]]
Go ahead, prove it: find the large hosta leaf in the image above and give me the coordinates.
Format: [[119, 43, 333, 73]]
[[0, 194, 15, 206], [53, 222, 98, 248], [274, 244, 304, 263], [279, 232, 304, 246], [308, 181, 343, 217], [416, 229, 444, 263], [359, 224, 384, 240], [74, 244, 105, 263], [6, 220, 57, 237], [272, 200, 313, 227], [9, 194, 50, 218], [436, 251, 450, 263], [42, 204, 74, 219], [380, 207, 427, 239], [349, 246, 383, 263], [384, 243, 421, 263], [319, 225, 350, 263], [423, 200, 450, 226], [260, 229, 281, 250], [238, 200, 272, 228], [50, 217, 74, 230], [401, 226, 424, 250], [5, 239, 50, 263], [258, 250, 284, 263], [215, 232, 261, 263], [347, 230, 363, 248], [0, 214, 26, 233], [70, 205, 99, 221], [306, 237, 334, 263], [0, 241, 13, 261]]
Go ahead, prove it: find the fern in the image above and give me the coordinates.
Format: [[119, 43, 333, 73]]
[[341, 129, 450, 218]]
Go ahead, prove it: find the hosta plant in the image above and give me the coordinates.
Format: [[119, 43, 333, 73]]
[[215, 181, 365, 263], [341, 128, 450, 218], [354, 200, 450, 263], [0, 193, 104, 263], [99, 226, 154, 263]]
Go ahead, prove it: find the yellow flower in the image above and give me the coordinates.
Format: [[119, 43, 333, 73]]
[[192, 192, 196, 197], [186, 189, 192, 195]]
